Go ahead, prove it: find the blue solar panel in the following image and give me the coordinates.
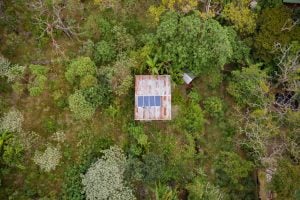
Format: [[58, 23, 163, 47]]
[[138, 96, 143, 107], [155, 96, 161, 106], [150, 96, 155, 106], [144, 96, 149, 106]]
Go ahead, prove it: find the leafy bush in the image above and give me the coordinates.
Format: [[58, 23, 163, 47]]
[[33, 145, 62, 172], [214, 151, 254, 187], [65, 57, 96, 85], [68, 90, 96, 120], [222, 0, 257, 35], [28, 65, 49, 96], [178, 103, 205, 137], [82, 146, 136, 200], [227, 65, 269, 108], [271, 160, 300, 200], [80, 75, 98, 89], [254, 6, 300, 62], [151, 12, 233, 80], [0, 56, 11, 78], [203, 97, 224, 119], [0, 108, 24, 133], [93, 41, 116, 65], [82, 84, 112, 108], [127, 124, 149, 156], [0, 130, 24, 168], [83, 14, 112, 40]]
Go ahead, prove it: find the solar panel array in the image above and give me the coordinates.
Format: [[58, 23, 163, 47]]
[[138, 96, 161, 107]]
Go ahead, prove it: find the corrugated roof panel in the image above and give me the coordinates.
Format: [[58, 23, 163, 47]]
[[135, 75, 171, 120]]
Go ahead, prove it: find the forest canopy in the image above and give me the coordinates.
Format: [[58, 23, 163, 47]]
[[0, 0, 299, 199]]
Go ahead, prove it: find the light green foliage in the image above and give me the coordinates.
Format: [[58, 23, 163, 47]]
[[0, 131, 24, 168], [223, 0, 257, 35], [80, 75, 98, 89], [187, 173, 224, 200], [127, 124, 149, 156], [0, 108, 24, 133], [271, 160, 300, 200], [65, 57, 96, 85], [254, 6, 300, 62], [153, 12, 233, 81], [149, 0, 198, 21], [203, 97, 224, 119], [82, 146, 136, 200], [33, 145, 62, 172], [28, 65, 49, 96], [214, 151, 254, 186], [178, 102, 205, 136], [153, 182, 178, 200], [227, 65, 269, 108], [68, 90, 96, 120], [93, 41, 116, 65]]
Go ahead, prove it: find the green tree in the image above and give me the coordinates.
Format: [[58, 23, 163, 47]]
[[227, 65, 270, 108], [68, 90, 95, 120], [178, 102, 205, 137], [0, 130, 24, 169], [82, 146, 136, 200], [28, 64, 49, 96], [65, 57, 96, 86], [254, 6, 300, 62], [203, 97, 224, 120], [151, 12, 233, 83], [222, 0, 257, 35], [271, 160, 300, 200], [93, 41, 116, 65], [214, 151, 254, 187]]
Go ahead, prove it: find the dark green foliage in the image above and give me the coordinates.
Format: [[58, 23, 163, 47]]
[[254, 6, 300, 62], [62, 137, 113, 200], [142, 152, 167, 184], [152, 11, 233, 81], [82, 84, 112, 108]]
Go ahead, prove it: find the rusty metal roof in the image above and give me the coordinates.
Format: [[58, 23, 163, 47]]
[[135, 75, 171, 120]]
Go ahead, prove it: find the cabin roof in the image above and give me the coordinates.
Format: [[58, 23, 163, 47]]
[[135, 75, 171, 120]]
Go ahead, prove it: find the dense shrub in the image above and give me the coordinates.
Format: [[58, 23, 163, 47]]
[[68, 90, 96, 120], [222, 0, 257, 35], [227, 65, 270, 108], [178, 103, 205, 137], [151, 11, 233, 81], [65, 57, 96, 86], [254, 6, 300, 62], [82, 146, 136, 200], [203, 97, 224, 119], [33, 145, 62, 172], [28, 65, 49, 97], [214, 151, 254, 187], [93, 41, 116, 65], [0, 130, 24, 168], [0, 108, 24, 133]]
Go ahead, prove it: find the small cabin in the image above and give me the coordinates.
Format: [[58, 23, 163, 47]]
[[135, 75, 171, 120]]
